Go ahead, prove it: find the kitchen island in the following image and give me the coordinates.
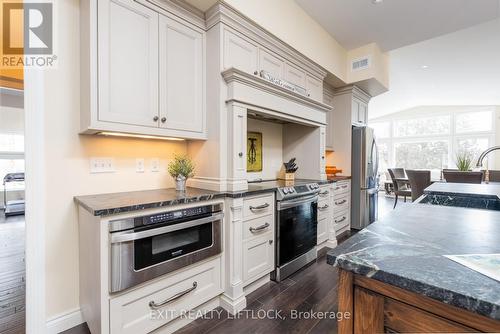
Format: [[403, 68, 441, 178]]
[[327, 201, 500, 333]]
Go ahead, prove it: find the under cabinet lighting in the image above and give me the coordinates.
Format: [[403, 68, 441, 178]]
[[97, 132, 185, 141]]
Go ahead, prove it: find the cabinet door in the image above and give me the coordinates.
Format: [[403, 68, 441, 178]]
[[159, 15, 204, 133], [285, 62, 306, 88], [98, 0, 159, 127], [324, 93, 334, 150], [306, 74, 322, 101], [223, 30, 258, 75], [359, 102, 368, 124], [352, 98, 361, 124], [243, 232, 274, 283], [320, 126, 326, 173], [317, 217, 328, 245], [259, 49, 284, 79]]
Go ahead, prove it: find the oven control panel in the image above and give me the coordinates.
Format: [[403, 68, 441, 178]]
[[277, 183, 320, 200]]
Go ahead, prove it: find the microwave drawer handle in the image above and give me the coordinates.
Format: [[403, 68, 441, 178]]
[[335, 216, 347, 223], [249, 203, 270, 211], [249, 222, 270, 233], [149, 282, 197, 310], [111, 213, 224, 244], [335, 199, 347, 205]]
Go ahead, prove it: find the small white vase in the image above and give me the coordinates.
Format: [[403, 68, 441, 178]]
[[175, 175, 187, 191]]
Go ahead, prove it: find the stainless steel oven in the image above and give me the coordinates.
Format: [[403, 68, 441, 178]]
[[272, 183, 319, 282], [109, 203, 223, 293]]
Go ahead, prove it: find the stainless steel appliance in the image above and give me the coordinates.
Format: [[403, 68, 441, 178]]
[[271, 182, 320, 282], [351, 126, 379, 230], [109, 203, 223, 293]]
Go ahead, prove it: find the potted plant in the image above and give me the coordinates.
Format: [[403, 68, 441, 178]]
[[455, 151, 473, 171], [168, 155, 195, 191]]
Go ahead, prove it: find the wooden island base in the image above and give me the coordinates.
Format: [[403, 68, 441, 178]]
[[337, 269, 500, 333]]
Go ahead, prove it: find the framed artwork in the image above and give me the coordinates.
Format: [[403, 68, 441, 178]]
[[247, 132, 262, 172]]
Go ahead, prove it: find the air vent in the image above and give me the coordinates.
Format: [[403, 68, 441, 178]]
[[351, 56, 371, 71]]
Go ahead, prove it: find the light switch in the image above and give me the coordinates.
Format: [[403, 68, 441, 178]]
[[136, 158, 145, 173], [151, 158, 160, 172]]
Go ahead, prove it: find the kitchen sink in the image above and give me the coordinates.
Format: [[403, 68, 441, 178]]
[[418, 194, 500, 211]]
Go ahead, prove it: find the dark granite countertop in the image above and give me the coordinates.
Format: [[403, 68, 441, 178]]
[[75, 178, 349, 217], [425, 182, 500, 199], [327, 204, 500, 320]]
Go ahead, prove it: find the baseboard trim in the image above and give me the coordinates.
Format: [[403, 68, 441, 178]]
[[46, 308, 84, 334]]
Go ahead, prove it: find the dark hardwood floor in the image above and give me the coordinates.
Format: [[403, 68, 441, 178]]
[[0, 213, 25, 334]]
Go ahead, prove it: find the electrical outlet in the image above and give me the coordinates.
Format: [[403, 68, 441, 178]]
[[151, 158, 160, 172], [136, 158, 145, 173], [90, 158, 115, 173]]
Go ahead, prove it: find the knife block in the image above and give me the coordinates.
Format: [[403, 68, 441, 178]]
[[284, 172, 295, 181]]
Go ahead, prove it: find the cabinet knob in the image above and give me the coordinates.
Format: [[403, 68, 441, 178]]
[[253, 71, 258, 75], [238, 152, 243, 157], [269, 240, 273, 245], [161, 117, 166, 123], [308, 93, 311, 97], [322, 156, 325, 160], [153, 116, 159, 122]]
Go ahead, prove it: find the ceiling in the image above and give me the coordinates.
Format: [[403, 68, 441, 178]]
[[296, 0, 500, 51], [369, 18, 500, 119]]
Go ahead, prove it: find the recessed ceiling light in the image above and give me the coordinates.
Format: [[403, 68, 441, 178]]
[[421, 65, 429, 69], [372, 0, 383, 4]]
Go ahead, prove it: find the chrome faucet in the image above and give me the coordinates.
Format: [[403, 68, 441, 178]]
[[476, 146, 500, 167]]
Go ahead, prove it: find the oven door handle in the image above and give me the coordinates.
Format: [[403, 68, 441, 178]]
[[110, 213, 224, 244], [278, 194, 318, 210]]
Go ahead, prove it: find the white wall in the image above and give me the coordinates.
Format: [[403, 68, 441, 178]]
[[43, 0, 188, 319], [246, 118, 283, 181]]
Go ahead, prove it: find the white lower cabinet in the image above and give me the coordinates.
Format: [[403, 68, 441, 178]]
[[333, 180, 351, 235], [109, 257, 222, 334], [317, 217, 328, 245], [242, 231, 274, 283]]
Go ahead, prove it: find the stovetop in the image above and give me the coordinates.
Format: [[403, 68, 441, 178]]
[[248, 179, 321, 201]]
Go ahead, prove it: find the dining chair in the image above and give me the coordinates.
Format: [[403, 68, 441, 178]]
[[443, 170, 483, 184], [406, 170, 432, 202], [388, 168, 412, 209]]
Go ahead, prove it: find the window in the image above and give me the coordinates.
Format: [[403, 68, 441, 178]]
[[394, 115, 450, 137], [371, 122, 391, 139], [395, 141, 449, 170], [455, 110, 493, 133], [371, 107, 496, 178]]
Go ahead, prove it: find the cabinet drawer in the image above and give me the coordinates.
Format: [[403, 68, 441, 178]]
[[243, 231, 274, 284], [334, 181, 350, 195], [317, 198, 332, 221], [333, 194, 349, 213], [318, 186, 332, 199], [243, 215, 274, 240], [110, 258, 221, 334], [243, 194, 275, 219], [333, 210, 349, 231]]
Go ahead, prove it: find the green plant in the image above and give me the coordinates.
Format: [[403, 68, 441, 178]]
[[168, 155, 195, 179], [455, 151, 473, 171]]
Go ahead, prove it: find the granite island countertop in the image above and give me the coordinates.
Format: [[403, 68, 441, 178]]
[[425, 182, 500, 199], [75, 177, 350, 217], [327, 203, 500, 321]]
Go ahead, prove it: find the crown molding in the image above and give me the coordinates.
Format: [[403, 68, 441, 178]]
[[333, 85, 371, 102], [206, 1, 328, 80], [137, 0, 206, 30]]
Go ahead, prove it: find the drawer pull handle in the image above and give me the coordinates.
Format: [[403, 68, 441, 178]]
[[335, 185, 349, 191], [149, 282, 197, 310], [335, 217, 347, 223], [249, 222, 270, 233], [318, 204, 329, 211], [335, 200, 347, 205], [249, 203, 270, 211], [319, 190, 329, 196]]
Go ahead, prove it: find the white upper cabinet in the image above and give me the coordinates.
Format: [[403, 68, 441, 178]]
[[285, 62, 306, 88], [258, 48, 284, 79], [159, 15, 204, 134], [223, 29, 258, 75], [98, 0, 159, 127], [352, 97, 368, 125], [306, 74, 322, 101], [324, 92, 334, 151]]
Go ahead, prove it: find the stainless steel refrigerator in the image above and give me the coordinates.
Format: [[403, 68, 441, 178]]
[[351, 126, 379, 230]]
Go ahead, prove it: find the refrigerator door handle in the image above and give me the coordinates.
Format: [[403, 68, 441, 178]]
[[373, 139, 379, 183]]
